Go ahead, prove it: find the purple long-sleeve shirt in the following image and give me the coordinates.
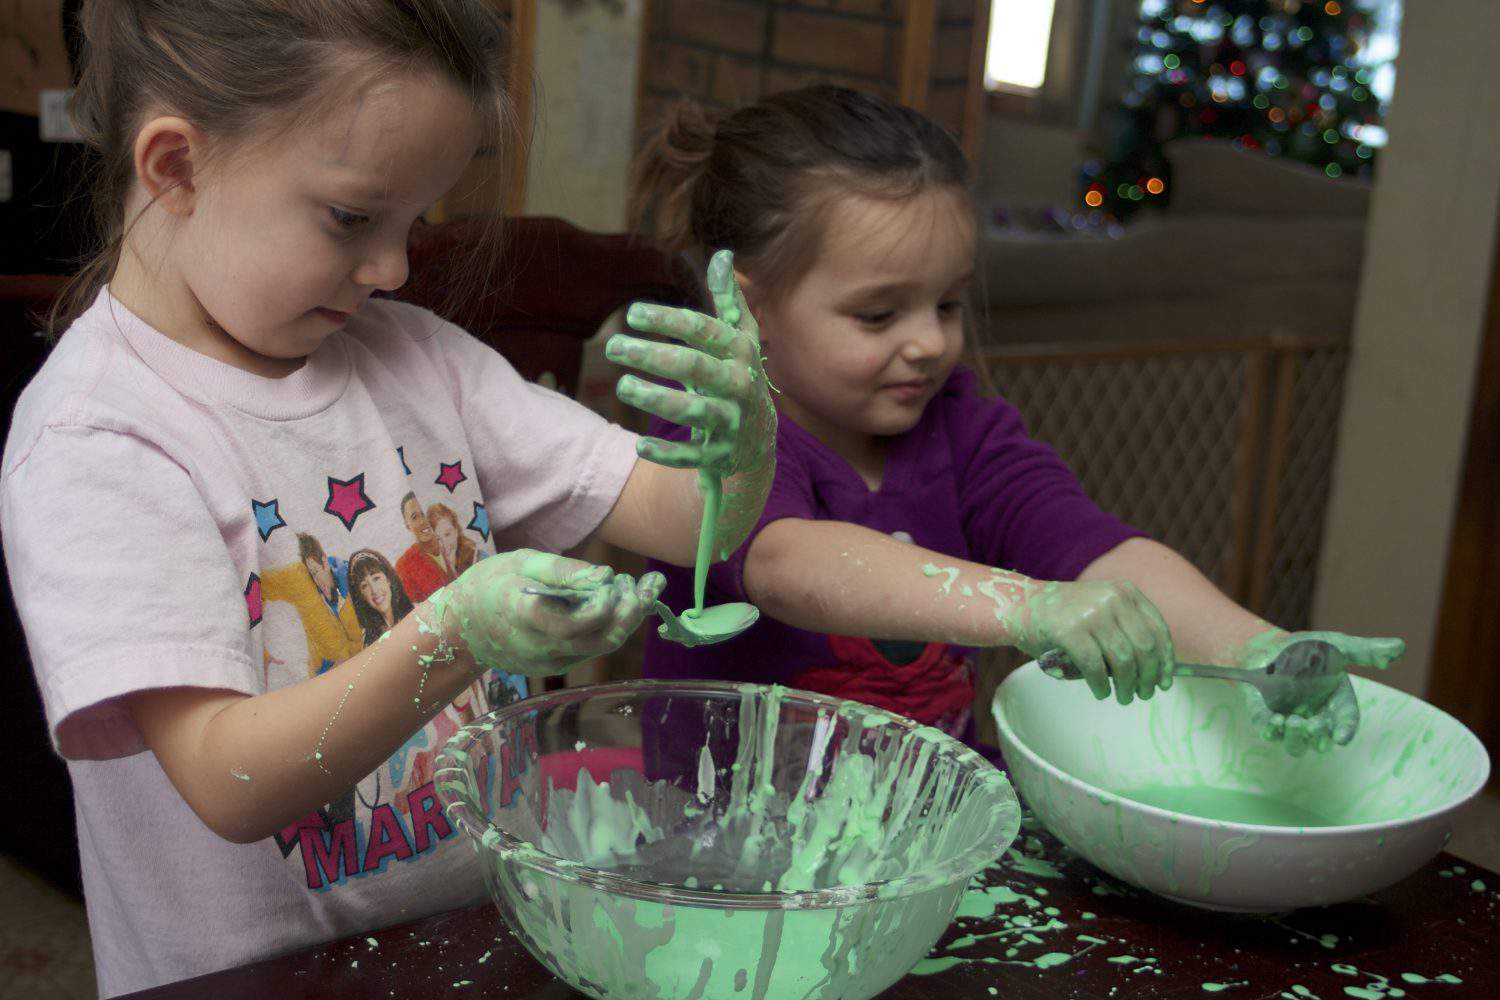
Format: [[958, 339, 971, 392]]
[[643, 366, 1144, 735]]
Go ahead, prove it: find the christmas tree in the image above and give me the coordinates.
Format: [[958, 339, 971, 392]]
[[1086, 0, 1398, 218]]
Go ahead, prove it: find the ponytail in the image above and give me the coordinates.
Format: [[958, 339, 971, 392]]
[[629, 99, 724, 270]]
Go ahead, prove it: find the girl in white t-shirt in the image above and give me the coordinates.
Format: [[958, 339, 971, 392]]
[[0, 2, 772, 995]]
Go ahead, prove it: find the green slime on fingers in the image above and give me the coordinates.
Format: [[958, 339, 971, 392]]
[[652, 397, 759, 649], [450, 685, 1021, 999]]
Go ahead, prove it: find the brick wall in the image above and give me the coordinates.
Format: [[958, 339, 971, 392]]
[[639, 1, 985, 146], [436, 1, 988, 221]]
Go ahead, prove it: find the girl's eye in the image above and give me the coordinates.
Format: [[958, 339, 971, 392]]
[[854, 310, 895, 327], [329, 207, 369, 231], [939, 300, 965, 316]]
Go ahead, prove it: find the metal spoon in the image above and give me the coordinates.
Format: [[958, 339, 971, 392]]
[[1037, 638, 1347, 716], [521, 585, 758, 647]]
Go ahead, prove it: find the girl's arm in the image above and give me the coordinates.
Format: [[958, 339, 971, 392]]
[[593, 460, 716, 566], [128, 550, 663, 844], [128, 604, 479, 843], [743, 517, 1175, 704], [1077, 536, 1404, 752], [1076, 537, 1274, 664]]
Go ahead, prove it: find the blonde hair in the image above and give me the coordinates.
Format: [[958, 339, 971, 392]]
[[52, 0, 518, 337]]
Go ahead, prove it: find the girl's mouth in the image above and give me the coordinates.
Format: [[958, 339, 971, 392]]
[[882, 379, 931, 401]]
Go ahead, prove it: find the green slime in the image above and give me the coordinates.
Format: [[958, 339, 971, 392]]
[[1121, 783, 1336, 828], [996, 670, 1489, 910], [457, 686, 1020, 999], [653, 404, 758, 649]]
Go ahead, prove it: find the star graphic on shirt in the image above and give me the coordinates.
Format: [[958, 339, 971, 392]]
[[397, 446, 412, 476], [244, 573, 263, 627], [435, 460, 467, 493], [324, 473, 376, 531], [251, 498, 286, 542], [467, 501, 490, 542]]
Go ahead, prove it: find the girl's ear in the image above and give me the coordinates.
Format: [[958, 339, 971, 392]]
[[732, 268, 766, 337], [133, 115, 206, 217]]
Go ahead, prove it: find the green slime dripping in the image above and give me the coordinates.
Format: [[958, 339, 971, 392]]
[[653, 398, 758, 648]]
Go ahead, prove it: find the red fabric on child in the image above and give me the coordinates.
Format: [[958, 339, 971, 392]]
[[791, 634, 976, 737]]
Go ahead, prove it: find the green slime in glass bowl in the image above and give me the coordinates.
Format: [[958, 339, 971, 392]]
[[436, 682, 1021, 999]]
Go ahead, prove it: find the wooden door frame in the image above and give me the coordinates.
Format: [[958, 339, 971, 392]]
[[1430, 204, 1500, 763], [505, 0, 537, 214]]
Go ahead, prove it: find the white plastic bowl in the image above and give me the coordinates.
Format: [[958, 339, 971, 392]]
[[993, 663, 1490, 912]]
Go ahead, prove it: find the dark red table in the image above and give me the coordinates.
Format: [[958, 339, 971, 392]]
[[125, 817, 1497, 999]]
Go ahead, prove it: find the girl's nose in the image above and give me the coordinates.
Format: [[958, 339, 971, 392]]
[[354, 241, 410, 292], [902, 315, 948, 361]]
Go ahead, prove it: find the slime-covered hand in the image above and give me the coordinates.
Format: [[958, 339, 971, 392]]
[[607, 249, 776, 558], [1006, 579, 1175, 704], [1235, 629, 1405, 756], [424, 549, 665, 677]]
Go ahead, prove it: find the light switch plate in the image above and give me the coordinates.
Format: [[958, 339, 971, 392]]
[[40, 89, 84, 143]]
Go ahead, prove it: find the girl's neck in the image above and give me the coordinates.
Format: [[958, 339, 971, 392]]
[[776, 395, 888, 490], [112, 238, 306, 379]]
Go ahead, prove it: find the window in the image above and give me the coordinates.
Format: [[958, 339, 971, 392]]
[[985, 0, 1059, 92]]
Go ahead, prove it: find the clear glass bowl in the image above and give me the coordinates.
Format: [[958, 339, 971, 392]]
[[435, 680, 1020, 999]]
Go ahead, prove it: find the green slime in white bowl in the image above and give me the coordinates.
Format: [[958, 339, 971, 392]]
[[993, 667, 1490, 911]]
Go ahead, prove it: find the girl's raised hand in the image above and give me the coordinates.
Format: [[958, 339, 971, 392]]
[[606, 250, 774, 480], [1005, 579, 1176, 705], [425, 549, 665, 677]]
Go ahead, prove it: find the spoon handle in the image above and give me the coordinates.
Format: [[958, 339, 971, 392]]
[[1174, 662, 1254, 684], [520, 585, 594, 605], [1038, 649, 1254, 687]]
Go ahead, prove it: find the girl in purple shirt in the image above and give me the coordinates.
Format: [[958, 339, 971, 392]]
[[626, 85, 1402, 755]]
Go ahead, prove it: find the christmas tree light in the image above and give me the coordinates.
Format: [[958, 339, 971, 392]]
[[1088, 0, 1400, 217]]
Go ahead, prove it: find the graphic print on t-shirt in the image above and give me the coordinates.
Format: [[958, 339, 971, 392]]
[[248, 446, 527, 891]]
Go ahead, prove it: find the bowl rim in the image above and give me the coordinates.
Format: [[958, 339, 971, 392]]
[[434, 678, 1020, 910], [992, 663, 1493, 836]]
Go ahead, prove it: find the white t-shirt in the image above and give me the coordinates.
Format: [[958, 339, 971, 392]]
[[0, 291, 637, 997]]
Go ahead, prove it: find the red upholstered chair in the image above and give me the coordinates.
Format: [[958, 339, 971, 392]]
[[398, 215, 705, 398]]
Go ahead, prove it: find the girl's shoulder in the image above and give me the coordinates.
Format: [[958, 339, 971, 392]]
[[3, 306, 169, 476]]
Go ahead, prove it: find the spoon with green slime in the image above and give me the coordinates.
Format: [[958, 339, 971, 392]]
[[522, 444, 757, 648], [1038, 637, 1346, 716]]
